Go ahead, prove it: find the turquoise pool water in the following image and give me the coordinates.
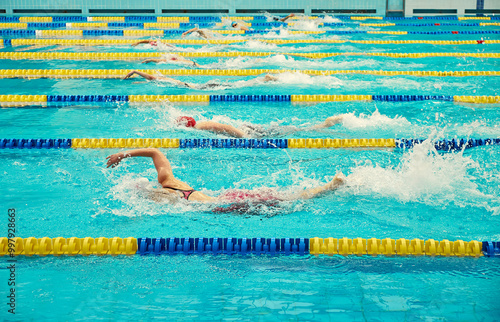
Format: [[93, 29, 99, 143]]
[[1, 16, 500, 320]]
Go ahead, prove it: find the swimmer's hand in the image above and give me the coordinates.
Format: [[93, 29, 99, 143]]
[[122, 70, 136, 80], [106, 153, 128, 168]]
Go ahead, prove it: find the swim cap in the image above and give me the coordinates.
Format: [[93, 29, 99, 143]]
[[176, 116, 196, 127], [231, 21, 237, 27], [149, 41, 158, 46]]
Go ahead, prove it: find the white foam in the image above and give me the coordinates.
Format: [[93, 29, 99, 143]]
[[344, 136, 499, 213], [319, 15, 343, 23], [340, 110, 412, 131], [287, 20, 323, 31]]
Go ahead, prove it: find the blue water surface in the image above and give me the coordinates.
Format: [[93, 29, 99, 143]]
[[0, 16, 499, 321]]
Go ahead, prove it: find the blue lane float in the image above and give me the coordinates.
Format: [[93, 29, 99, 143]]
[[209, 95, 291, 102], [0, 139, 72, 149], [82, 30, 124, 36], [27, 22, 66, 28], [0, 30, 36, 36], [52, 16, 87, 22], [136, 237, 309, 255], [372, 95, 454, 102], [397, 138, 500, 151], [179, 138, 288, 149], [482, 242, 500, 257], [46, 95, 129, 102]]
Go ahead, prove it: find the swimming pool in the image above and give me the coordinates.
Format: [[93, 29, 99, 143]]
[[1, 14, 499, 320]]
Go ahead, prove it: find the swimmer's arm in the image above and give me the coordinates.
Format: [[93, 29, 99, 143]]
[[122, 70, 157, 80], [310, 115, 344, 129], [239, 24, 250, 31], [175, 56, 201, 67], [194, 121, 247, 138], [106, 148, 175, 184], [142, 58, 167, 64], [131, 40, 151, 46], [195, 29, 212, 40], [297, 174, 346, 199], [182, 27, 198, 37], [280, 13, 295, 22]]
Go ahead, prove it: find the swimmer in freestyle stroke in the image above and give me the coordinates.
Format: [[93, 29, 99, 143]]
[[140, 54, 202, 67], [106, 148, 346, 205], [131, 40, 175, 48], [272, 13, 296, 22], [174, 115, 345, 138], [181, 27, 214, 39], [230, 13, 295, 30], [230, 21, 250, 31], [122, 70, 280, 89]]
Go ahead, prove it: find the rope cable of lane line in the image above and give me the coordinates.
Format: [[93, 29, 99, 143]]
[[0, 94, 499, 104], [0, 69, 499, 78], [2, 21, 500, 29], [0, 16, 497, 25], [2, 38, 499, 46], [1, 15, 499, 22], [0, 138, 498, 151], [2, 236, 499, 257], [2, 29, 500, 38], [0, 51, 499, 60]]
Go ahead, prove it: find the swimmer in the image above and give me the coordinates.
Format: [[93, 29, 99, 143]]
[[175, 115, 345, 138], [272, 13, 295, 22], [105, 148, 346, 204], [131, 40, 174, 48], [181, 27, 213, 39], [230, 21, 250, 31], [122, 70, 279, 89], [141, 54, 202, 67]]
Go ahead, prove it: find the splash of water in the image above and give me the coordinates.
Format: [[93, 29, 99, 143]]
[[345, 136, 499, 213], [340, 110, 412, 131]]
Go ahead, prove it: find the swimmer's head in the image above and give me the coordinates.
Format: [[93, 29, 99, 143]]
[[231, 21, 238, 28], [176, 116, 197, 128]]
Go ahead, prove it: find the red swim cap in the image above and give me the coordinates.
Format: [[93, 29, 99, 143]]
[[149, 41, 158, 46], [176, 116, 196, 127]]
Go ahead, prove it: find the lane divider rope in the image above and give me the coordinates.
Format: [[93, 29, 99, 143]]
[[1, 21, 500, 28], [3, 29, 500, 37], [2, 21, 500, 30], [1, 69, 498, 78], [0, 15, 500, 22], [0, 138, 498, 151], [2, 237, 498, 257], [0, 94, 499, 104], [0, 51, 498, 60], [2, 37, 499, 46], [0, 15, 498, 23]]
